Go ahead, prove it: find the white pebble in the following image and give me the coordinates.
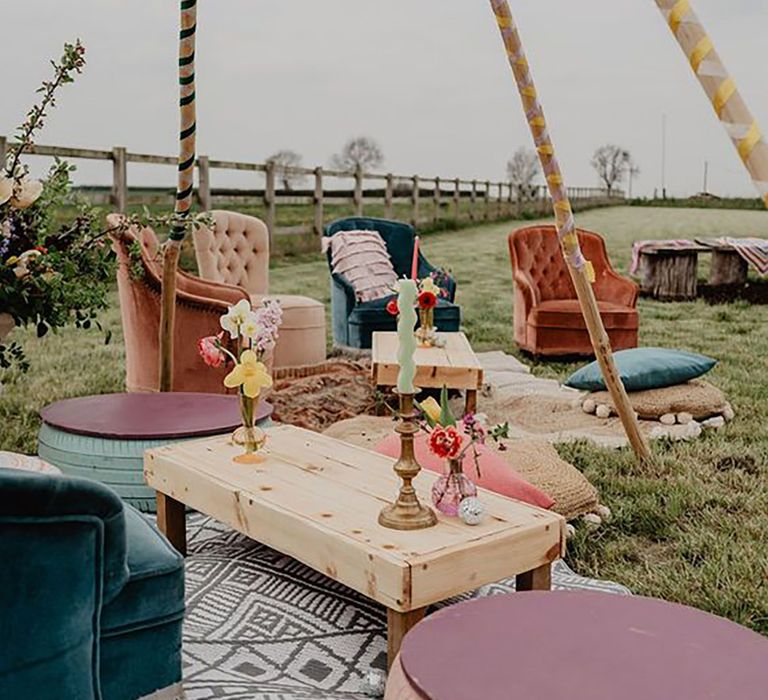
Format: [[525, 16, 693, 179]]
[[582, 512, 602, 529], [582, 398, 597, 414], [660, 413, 677, 426], [595, 504, 612, 521], [595, 404, 611, 419], [676, 412, 693, 425], [723, 403, 735, 421], [702, 415, 725, 430]]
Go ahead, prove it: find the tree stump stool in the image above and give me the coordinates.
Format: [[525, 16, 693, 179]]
[[38, 392, 272, 512], [709, 248, 748, 286], [639, 249, 701, 300]]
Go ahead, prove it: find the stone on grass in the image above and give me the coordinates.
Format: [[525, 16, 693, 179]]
[[676, 412, 693, 425], [702, 415, 726, 430], [595, 504, 612, 521], [582, 512, 602, 529], [659, 413, 677, 426], [723, 403, 735, 421], [595, 404, 611, 419], [582, 398, 596, 414]]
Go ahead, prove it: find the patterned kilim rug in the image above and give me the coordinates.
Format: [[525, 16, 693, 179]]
[[181, 514, 631, 700]]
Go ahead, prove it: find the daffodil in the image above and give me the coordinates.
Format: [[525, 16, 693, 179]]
[[223, 349, 273, 398], [420, 276, 440, 295], [220, 299, 253, 339], [420, 396, 442, 424], [240, 315, 262, 342]]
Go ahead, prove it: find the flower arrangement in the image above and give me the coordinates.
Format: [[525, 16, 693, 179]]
[[0, 41, 116, 371], [386, 270, 451, 347], [198, 299, 282, 461], [418, 386, 509, 516]]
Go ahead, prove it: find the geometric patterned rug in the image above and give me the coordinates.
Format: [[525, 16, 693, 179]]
[[181, 515, 631, 700]]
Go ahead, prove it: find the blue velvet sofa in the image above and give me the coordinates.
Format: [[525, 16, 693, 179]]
[[0, 468, 185, 700], [324, 217, 461, 349]]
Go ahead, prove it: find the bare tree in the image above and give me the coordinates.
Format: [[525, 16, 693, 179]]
[[591, 144, 632, 195], [506, 147, 540, 200], [330, 137, 384, 172], [266, 149, 304, 191]]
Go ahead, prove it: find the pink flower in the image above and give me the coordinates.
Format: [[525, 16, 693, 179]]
[[197, 333, 227, 368]]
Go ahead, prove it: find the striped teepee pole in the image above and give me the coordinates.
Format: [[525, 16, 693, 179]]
[[159, 0, 198, 392], [489, 0, 651, 461], [654, 0, 768, 207]]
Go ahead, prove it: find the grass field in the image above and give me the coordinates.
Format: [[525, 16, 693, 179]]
[[2, 205, 767, 634]]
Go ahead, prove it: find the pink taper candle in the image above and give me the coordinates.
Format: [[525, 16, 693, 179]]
[[411, 236, 420, 280]]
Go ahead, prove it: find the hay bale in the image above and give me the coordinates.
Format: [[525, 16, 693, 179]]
[[587, 379, 727, 420]]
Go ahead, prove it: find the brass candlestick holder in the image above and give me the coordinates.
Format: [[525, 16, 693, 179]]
[[379, 391, 438, 530]]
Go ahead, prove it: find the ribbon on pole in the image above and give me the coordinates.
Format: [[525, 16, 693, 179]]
[[489, 0, 651, 461], [159, 0, 198, 391], [654, 0, 768, 207]]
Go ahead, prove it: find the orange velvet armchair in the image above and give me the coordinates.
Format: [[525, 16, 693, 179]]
[[508, 225, 639, 357], [109, 215, 249, 393]]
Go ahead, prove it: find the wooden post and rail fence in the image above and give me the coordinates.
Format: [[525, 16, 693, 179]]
[[0, 135, 623, 244]]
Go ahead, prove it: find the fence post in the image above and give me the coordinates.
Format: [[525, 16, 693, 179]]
[[354, 165, 363, 216], [497, 182, 503, 219], [385, 173, 394, 219], [484, 180, 491, 220], [197, 155, 211, 211], [264, 160, 276, 247], [313, 166, 324, 237], [433, 176, 441, 224], [0, 136, 6, 169], [470, 179, 477, 221], [507, 181, 513, 218], [111, 146, 127, 213], [411, 175, 420, 228], [453, 177, 460, 223]]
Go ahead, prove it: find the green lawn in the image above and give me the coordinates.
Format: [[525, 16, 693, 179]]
[[2, 205, 767, 634]]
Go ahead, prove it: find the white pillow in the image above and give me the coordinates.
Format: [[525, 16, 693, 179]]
[[328, 230, 398, 303]]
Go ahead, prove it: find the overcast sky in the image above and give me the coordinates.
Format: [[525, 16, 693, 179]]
[[4, 0, 767, 197]]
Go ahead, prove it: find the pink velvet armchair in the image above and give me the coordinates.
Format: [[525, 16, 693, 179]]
[[193, 210, 326, 368], [109, 215, 250, 393]]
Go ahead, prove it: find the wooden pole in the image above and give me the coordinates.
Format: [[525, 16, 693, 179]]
[[489, 0, 650, 461], [111, 146, 127, 213], [385, 173, 394, 219], [433, 176, 441, 224], [160, 0, 197, 393], [354, 165, 364, 216], [197, 155, 211, 211], [654, 0, 768, 207], [264, 160, 276, 249], [411, 175, 420, 228], [313, 166, 324, 236], [453, 177, 461, 222]]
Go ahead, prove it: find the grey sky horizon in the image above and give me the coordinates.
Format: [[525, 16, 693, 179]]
[[4, 0, 767, 198]]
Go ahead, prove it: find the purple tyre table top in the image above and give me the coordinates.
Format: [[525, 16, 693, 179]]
[[40, 392, 273, 440], [400, 591, 768, 700]]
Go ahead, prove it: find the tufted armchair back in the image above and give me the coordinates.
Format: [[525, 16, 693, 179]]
[[194, 210, 269, 295], [509, 225, 625, 303]]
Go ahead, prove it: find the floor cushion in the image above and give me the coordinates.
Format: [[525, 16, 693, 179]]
[[0, 451, 60, 474], [100, 506, 184, 700], [375, 433, 554, 510], [566, 347, 717, 392]]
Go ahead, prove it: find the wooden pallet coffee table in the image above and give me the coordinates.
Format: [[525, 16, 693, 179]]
[[371, 331, 483, 413], [145, 425, 565, 667]]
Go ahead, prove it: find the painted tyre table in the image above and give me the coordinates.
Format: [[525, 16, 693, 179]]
[[39, 392, 272, 512], [385, 591, 768, 700]]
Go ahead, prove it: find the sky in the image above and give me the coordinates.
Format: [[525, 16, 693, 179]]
[[4, 0, 768, 197]]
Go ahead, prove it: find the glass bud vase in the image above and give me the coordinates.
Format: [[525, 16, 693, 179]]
[[415, 307, 436, 347], [232, 393, 266, 464], [431, 458, 477, 516]]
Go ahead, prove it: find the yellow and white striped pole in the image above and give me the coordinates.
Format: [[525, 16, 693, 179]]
[[489, 0, 651, 461], [160, 0, 198, 392], [655, 0, 768, 206]]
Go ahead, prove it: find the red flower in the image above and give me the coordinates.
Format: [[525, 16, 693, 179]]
[[418, 290, 437, 310], [35, 245, 48, 254], [386, 298, 399, 316], [197, 333, 227, 368], [428, 425, 463, 460]]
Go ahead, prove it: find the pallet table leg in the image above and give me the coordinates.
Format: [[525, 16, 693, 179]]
[[387, 607, 426, 669], [516, 562, 552, 591], [465, 388, 478, 415], [156, 491, 187, 556]]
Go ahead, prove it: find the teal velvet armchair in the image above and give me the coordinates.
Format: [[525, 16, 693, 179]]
[[324, 217, 461, 348], [0, 468, 185, 700]]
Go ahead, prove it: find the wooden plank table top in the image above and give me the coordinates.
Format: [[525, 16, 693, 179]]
[[145, 424, 565, 666]]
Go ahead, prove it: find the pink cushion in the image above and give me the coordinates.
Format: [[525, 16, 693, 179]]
[[375, 434, 555, 510], [327, 229, 398, 302]]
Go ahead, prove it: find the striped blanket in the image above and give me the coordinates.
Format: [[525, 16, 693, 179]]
[[717, 237, 768, 276], [629, 239, 699, 275]]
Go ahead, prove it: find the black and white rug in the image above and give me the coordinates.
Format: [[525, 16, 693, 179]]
[[181, 515, 630, 700]]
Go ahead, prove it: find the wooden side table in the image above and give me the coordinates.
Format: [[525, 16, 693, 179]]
[[385, 591, 768, 700], [371, 331, 483, 414]]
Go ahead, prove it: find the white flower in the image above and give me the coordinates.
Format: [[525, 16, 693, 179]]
[[240, 313, 261, 341], [0, 176, 12, 206], [219, 299, 252, 339], [11, 179, 43, 209]]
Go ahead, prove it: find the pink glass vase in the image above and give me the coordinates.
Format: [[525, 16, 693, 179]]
[[431, 458, 477, 516]]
